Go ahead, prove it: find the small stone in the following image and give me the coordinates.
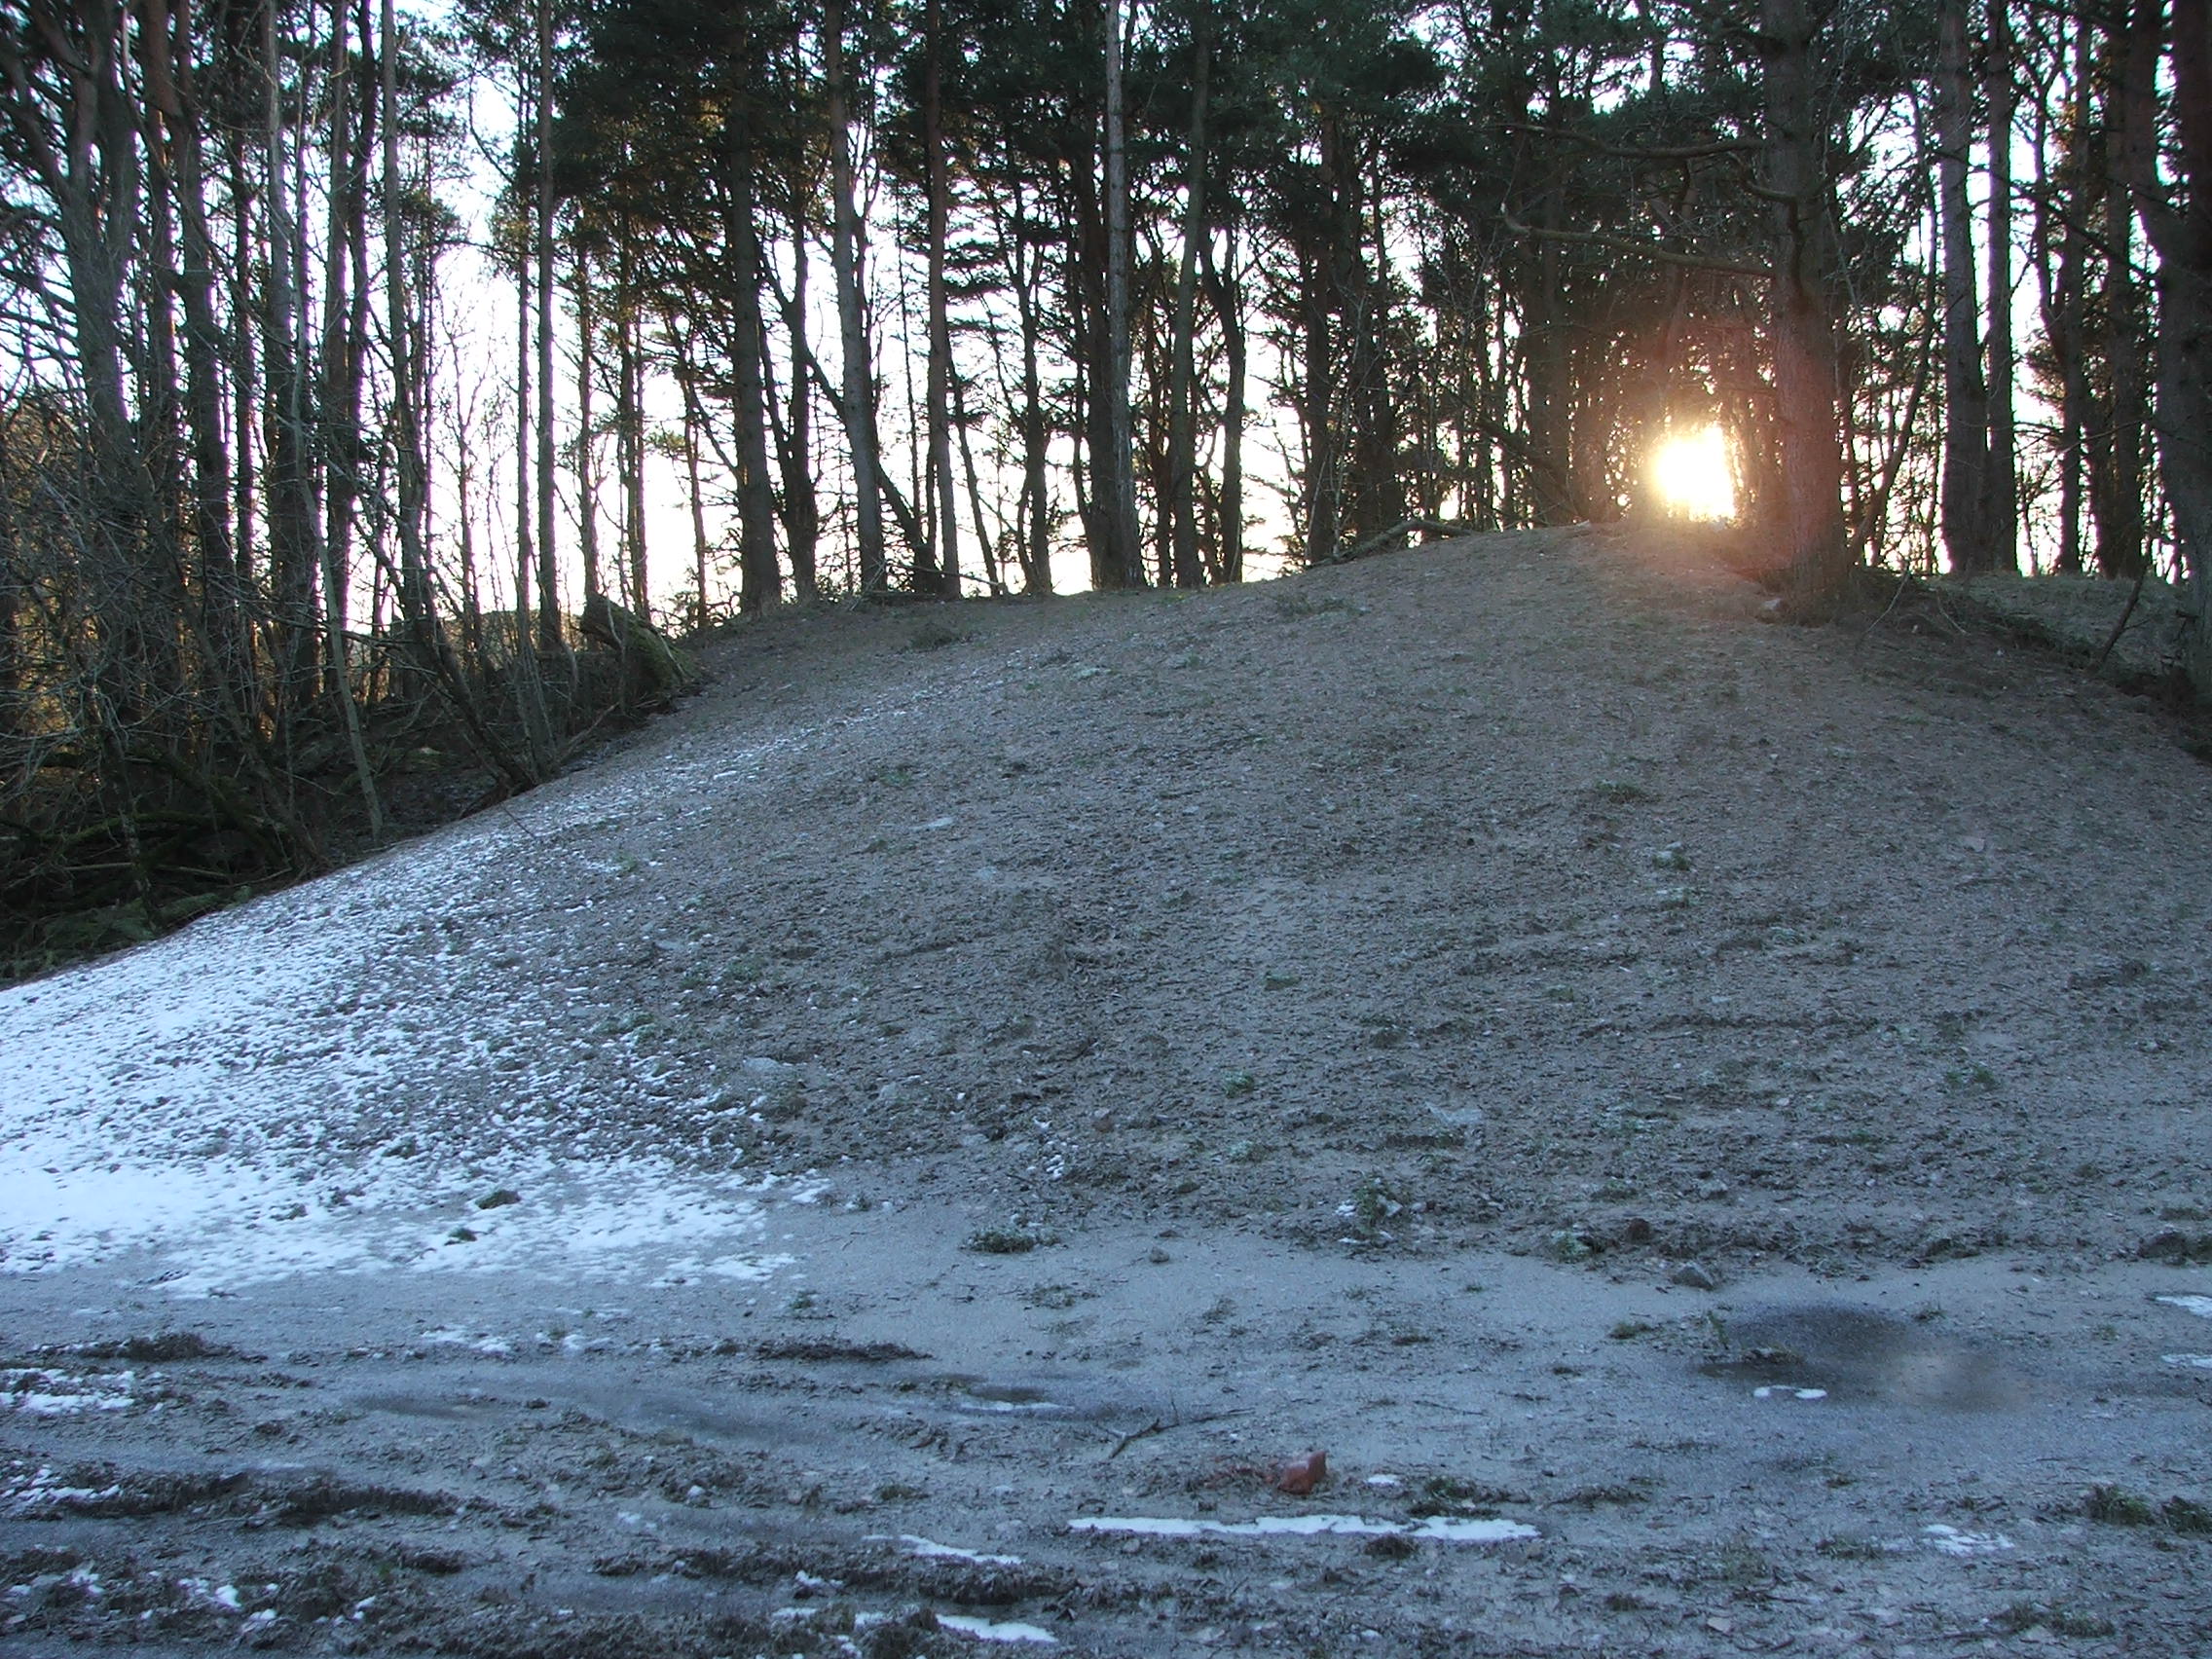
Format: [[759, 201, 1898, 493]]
[[1671, 1261, 1718, 1290], [475, 1188, 522, 1210], [1148, 1245, 1171, 1265]]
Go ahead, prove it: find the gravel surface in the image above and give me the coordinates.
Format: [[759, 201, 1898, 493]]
[[3, 525, 2210, 1656]]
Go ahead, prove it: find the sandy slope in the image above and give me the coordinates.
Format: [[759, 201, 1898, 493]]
[[3, 526, 2210, 1656]]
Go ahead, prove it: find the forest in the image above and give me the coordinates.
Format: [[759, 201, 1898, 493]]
[[0, 0, 2206, 972]]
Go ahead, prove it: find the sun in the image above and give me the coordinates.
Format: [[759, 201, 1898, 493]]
[[1649, 425, 1738, 521]]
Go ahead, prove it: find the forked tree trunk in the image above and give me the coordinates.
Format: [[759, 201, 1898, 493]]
[[2122, 0, 2212, 699], [823, 0, 888, 592]]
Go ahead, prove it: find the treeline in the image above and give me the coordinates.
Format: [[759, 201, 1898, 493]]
[[1, 0, 2207, 966]]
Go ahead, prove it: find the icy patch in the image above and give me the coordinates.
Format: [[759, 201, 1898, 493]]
[[421, 1329, 513, 1358], [0, 1145, 790, 1297], [1921, 1525, 2012, 1557], [2156, 1295, 2212, 1319], [936, 1613, 1057, 1644], [882, 1535, 1023, 1567], [1752, 1385, 1827, 1401], [2161, 1353, 2212, 1371], [1069, 1514, 1537, 1544], [2, 1370, 134, 1415]]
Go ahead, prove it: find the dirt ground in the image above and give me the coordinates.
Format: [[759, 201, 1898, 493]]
[[4, 525, 2211, 1657]]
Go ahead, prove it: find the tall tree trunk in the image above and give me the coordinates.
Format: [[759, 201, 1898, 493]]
[[1204, 216, 1245, 581], [1099, 0, 1141, 587], [1347, 145, 1404, 542], [1166, 27, 1210, 590], [1296, 239, 1339, 561], [263, 0, 317, 711], [1937, 0, 1993, 572], [1523, 135, 1575, 524], [1069, 153, 1112, 583], [384, 0, 429, 623], [924, 0, 960, 597], [729, 148, 782, 612], [314, 0, 382, 830], [383, 0, 429, 631], [2096, 59, 2150, 581], [534, 0, 561, 648], [574, 248, 603, 607], [823, 0, 888, 592], [680, 327, 712, 631], [617, 225, 647, 613], [1985, 0, 2019, 571], [2039, 10, 2091, 573], [1002, 180, 1053, 594], [141, 0, 241, 684], [781, 180, 820, 600], [515, 161, 538, 644], [230, 138, 259, 588], [1760, 0, 1853, 612]]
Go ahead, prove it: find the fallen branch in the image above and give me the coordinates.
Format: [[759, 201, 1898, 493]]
[[1313, 517, 1475, 566], [2091, 558, 2157, 675]]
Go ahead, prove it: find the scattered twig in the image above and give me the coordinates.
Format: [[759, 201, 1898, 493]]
[[1099, 1405, 1246, 1460], [1858, 567, 1916, 647], [1105, 1418, 1168, 1459]]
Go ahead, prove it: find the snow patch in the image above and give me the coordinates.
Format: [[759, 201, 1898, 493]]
[[1921, 1525, 2012, 1557], [2156, 1295, 2212, 1319], [2160, 1352, 2212, 1371], [2, 1370, 134, 1415], [935, 1613, 1057, 1644], [880, 1534, 1023, 1567], [1068, 1514, 1537, 1543], [1, 1466, 124, 1516]]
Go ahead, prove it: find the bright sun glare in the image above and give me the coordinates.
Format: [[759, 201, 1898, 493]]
[[1650, 425, 1737, 521]]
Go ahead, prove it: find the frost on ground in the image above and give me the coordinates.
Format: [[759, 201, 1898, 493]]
[[0, 719, 841, 1294]]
